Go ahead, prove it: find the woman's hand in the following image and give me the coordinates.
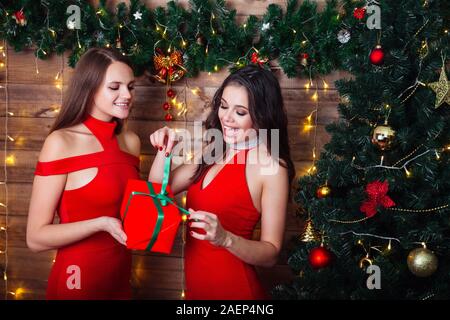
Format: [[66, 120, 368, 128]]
[[99, 216, 127, 246], [188, 209, 232, 248], [149, 126, 178, 156]]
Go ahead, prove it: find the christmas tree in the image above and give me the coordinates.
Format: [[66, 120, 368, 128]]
[[274, 0, 450, 299]]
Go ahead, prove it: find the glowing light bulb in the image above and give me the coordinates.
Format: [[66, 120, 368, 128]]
[[404, 167, 412, 178], [5, 154, 16, 165]]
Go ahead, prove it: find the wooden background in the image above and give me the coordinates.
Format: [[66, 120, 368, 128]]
[[0, 0, 343, 299]]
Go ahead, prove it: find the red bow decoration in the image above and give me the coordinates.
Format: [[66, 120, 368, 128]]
[[13, 9, 27, 26], [250, 52, 268, 67], [360, 180, 395, 218]]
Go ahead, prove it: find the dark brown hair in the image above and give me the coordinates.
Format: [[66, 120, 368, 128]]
[[192, 65, 295, 189], [50, 47, 133, 134]]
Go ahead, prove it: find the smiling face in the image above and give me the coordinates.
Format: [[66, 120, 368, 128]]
[[218, 84, 255, 144], [90, 61, 135, 121]]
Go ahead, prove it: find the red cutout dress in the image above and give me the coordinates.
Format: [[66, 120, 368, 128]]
[[185, 149, 268, 299], [34, 115, 140, 300]]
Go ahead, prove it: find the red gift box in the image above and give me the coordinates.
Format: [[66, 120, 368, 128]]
[[120, 179, 182, 254]]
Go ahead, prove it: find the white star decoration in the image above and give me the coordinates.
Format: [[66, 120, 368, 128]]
[[261, 22, 270, 31], [133, 11, 142, 20]]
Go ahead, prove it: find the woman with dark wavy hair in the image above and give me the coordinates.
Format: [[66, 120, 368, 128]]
[[27, 47, 140, 299], [149, 65, 294, 299]]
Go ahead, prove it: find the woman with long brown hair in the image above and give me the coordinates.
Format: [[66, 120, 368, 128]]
[[26, 47, 140, 299], [148, 65, 294, 299]]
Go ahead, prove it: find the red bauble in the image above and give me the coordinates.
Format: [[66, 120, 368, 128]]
[[309, 246, 332, 269], [167, 89, 176, 98], [162, 102, 170, 110], [369, 45, 385, 65], [165, 113, 173, 121], [353, 7, 366, 20]]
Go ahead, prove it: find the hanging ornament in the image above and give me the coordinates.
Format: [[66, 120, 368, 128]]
[[115, 38, 122, 49], [428, 61, 450, 108], [316, 185, 331, 199], [13, 9, 27, 26], [371, 121, 395, 151], [167, 88, 176, 98], [353, 7, 366, 20], [164, 113, 173, 121], [337, 29, 351, 44], [309, 245, 332, 269], [162, 102, 170, 111], [369, 45, 385, 65], [300, 218, 320, 242], [339, 94, 350, 106], [299, 53, 309, 67], [360, 180, 395, 218], [250, 51, 268, 67], [153, 50, 186, 84], [196, 34, 206, 46], [407, 246, 438, 277]]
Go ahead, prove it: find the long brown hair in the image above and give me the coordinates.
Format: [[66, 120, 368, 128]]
[[50, 47, 133, 134], [192, 65, 295, 189]]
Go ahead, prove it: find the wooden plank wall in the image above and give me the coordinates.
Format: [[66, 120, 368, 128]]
[[0, 0, 343, 299]]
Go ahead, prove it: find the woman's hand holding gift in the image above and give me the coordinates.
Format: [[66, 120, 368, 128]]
[[188, 209, 233, 248]]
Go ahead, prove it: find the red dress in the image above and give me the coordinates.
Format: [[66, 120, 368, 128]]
[[34, 115, 140, 300], [185, 149, 268, 300]]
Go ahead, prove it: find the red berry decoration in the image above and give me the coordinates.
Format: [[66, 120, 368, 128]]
[[167, 88, 176, 98], [369, 45, 385, 65], [162, 102, 170, 110], [353, 7, 366, 20], [309, 245, 332, 269], [165, 113, 173, 121]]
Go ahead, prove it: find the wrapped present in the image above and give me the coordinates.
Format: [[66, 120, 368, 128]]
[[120, 156, 189, 254]]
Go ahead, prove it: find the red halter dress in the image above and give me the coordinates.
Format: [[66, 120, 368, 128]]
[[185, 149, 268, 299], [34, 115, 140, 299]]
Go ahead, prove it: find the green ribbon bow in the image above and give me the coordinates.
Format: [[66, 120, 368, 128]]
[[123, 154, 190, 251]]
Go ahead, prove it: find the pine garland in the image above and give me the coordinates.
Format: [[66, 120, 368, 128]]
[[0, 0, 385, 77]]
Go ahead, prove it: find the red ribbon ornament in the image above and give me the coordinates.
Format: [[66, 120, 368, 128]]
[[13, 9, 27, 26], [360, 180, 395, 218], [250, 52, 268, 67]]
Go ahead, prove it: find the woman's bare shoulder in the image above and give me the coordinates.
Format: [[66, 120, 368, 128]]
[[39, 125, 88, 162]]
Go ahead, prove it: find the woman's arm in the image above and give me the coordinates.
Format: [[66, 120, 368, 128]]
[[26, 132, 127, 253], [189, 163, 289, 267], [148, 127, 198, 195]]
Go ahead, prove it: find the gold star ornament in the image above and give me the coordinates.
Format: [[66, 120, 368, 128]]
[[428, 65, 450, 108]]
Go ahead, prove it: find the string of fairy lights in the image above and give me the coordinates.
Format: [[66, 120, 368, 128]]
[[0, 39, 9, 300]]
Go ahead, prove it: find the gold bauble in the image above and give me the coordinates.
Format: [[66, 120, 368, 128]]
[[339, 94, 350, 106], [371, 124, 396, 151], [300, 218, 320, 242], [407, 248, 438, 277]]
